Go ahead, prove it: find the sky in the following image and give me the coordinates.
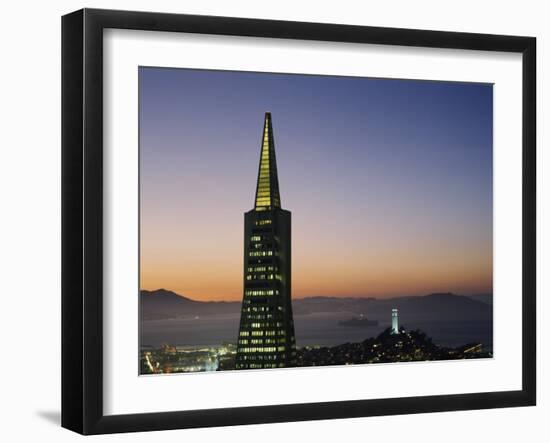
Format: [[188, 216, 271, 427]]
[[139, 67, 493, 301]]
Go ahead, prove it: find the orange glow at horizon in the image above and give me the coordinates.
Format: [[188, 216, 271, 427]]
[[138, 67, 493, 303], [140, 206, 493, 302]]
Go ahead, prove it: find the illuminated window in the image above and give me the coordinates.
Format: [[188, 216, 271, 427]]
[[245, 289, 275, 297]]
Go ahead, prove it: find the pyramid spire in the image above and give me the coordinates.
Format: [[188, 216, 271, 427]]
[[254, 112, 281, 210]]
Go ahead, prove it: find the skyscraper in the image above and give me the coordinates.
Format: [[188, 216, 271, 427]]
[[235, 112, 297, 370]]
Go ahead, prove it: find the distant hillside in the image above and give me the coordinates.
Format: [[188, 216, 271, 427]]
[[140, 289, 240, 320], [140, 289, 492, 323], [466, 294, 493, 306]]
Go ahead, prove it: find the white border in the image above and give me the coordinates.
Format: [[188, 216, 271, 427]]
[[103, 29, 523, 416]]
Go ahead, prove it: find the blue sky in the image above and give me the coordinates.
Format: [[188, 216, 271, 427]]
[[139, 67, 493, 300]]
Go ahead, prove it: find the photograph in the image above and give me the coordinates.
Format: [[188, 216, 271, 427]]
[[55, 4, 538, 437], [138, 67, 494, 375]]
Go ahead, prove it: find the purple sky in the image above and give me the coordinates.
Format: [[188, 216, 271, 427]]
[[139, 67, 493, 301]]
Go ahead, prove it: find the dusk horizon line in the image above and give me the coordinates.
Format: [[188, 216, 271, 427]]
[[141, 287, 493, 302]]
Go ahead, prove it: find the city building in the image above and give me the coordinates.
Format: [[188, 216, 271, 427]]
[[235, 112, 297, 370], [391, 308, 399, 334]]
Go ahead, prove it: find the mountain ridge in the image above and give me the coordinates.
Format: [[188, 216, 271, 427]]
[[140, 289, 492, 322]]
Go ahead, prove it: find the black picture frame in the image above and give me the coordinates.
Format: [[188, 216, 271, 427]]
[[61, 8, 536, 435]]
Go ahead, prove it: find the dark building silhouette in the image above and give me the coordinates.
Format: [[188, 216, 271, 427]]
[[235, 112, 297, 370]]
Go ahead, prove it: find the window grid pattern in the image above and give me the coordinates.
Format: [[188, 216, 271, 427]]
[[236, 113, 296, 370]]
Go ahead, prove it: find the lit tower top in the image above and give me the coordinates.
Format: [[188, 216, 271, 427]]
[[254, 112, 281, 211], [391, 308, 399, 335]]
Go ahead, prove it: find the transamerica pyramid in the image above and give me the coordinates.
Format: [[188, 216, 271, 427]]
[[235, 112, 297, 370]]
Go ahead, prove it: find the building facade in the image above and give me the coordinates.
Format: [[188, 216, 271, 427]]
[[235, 112, 297, 370]]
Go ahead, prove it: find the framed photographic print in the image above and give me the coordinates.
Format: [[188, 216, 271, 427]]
[[61, 8, 536, 435]]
